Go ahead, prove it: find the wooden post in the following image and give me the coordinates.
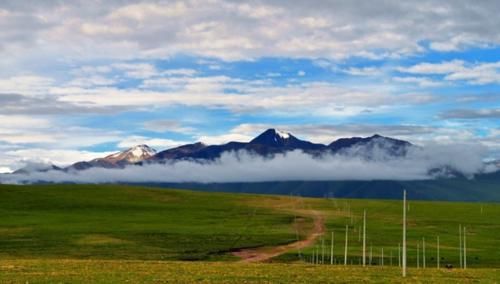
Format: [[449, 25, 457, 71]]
[[344, 225, 349, 265], [402, 190, 407, 277], [363, 209, 366, 267]]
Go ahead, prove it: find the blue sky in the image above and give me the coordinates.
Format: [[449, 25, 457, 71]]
[[0, 0, 499, 172]]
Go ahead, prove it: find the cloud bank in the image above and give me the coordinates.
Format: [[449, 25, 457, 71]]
[[0, 142, 491, 185], [3, 0, 500, 62]]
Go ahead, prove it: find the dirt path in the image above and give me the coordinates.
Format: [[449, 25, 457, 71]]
[[232, 210, 325, 263]]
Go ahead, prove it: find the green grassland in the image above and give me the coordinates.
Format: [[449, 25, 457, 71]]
[[0, 184, 303, 261], [278, 198, 500, 268], [1, 259, 499, 283], [0, 184, 499, 282]]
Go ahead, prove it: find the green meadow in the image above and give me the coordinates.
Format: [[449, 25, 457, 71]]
[[0, 184, 499, 282], [0, 184, 300, 261]]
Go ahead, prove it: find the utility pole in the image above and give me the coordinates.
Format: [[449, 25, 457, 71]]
[[459, 224, 462, 268], [417, 243, 420, 268], [437, 236, 440, 269], [370, 244, 373, 265], [330, 231, 334, 265], [322, 237, 325, 264], [402, 190, 407, 277], [398, 243, 401, 267], [464, 227, 467, 269], [344, 225, 349, 265], [363, 209, 366, 267], [423, 237, 426, 268]]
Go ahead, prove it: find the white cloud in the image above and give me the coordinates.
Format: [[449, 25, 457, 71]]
[[0, 75, 54, 96], [112, 63, 159, 79], [1, 143, 488, 184], [6, 148, 115, 168], [0, 115, 51, 129], [399, 60, 500, 85], [3, 1, 500, 62], [398, 60, 465, 74], [445, 62, 500, 85], [48, 75, 432, 117], [393, 76, 443, 87], [67, 75, 118, 87], [0, 167, 12, 174], [117, 135, 189, 150], [343, 67, 381, 76], [162, 68, 198, 76], [299, 17, 331, 29], [197, 133, 254, 145], [0, 116, 123, 152]]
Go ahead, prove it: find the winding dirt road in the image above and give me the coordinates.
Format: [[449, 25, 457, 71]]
[[232, 210, 325, 263]]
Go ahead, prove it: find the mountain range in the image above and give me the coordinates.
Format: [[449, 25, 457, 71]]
[[59, 128, 413, 171], [11, 128, 498, 179], [7, 128, 500, 202]]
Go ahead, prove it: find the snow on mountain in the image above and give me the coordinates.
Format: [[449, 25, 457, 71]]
[[275, 129, 290, 139], [66, 145, 157, 171], [104, 145, 157, 164]]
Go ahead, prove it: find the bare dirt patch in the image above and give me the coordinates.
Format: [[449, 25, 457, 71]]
[[232, 210, 325, 263]]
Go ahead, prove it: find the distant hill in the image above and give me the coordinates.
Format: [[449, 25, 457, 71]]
[[136, 171, 500, 202]]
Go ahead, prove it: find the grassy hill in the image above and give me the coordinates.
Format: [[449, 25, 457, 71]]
[[0, 184, 303, 261], [1, 184, 499, 282], [143, 171, 500, 201]]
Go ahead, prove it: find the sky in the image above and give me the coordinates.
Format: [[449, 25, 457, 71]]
[[0, 0, 499, 173]]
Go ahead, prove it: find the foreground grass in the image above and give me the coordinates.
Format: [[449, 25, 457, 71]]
[[1, 183, 499, 273], [0, 259, 498, 283]]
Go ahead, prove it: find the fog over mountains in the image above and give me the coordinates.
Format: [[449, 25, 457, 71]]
[[1, 129, 497, 184]]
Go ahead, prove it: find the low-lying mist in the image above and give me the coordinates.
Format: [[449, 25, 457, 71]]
[[0, 142, 495, 184]]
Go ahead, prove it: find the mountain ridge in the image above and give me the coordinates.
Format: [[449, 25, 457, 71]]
[[12, 128, 418, 173]]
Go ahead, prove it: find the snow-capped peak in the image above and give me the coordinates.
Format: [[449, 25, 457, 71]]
[[129, 145, 157, 157], [275, 129, 290, 139], [105, 145, 157, 163]]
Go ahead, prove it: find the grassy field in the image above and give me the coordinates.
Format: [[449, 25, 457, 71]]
[[0, 184, 306, 261], [0, 184, 499, 282], [1, 259, 499, 283], [278, 197, 500, 269]]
